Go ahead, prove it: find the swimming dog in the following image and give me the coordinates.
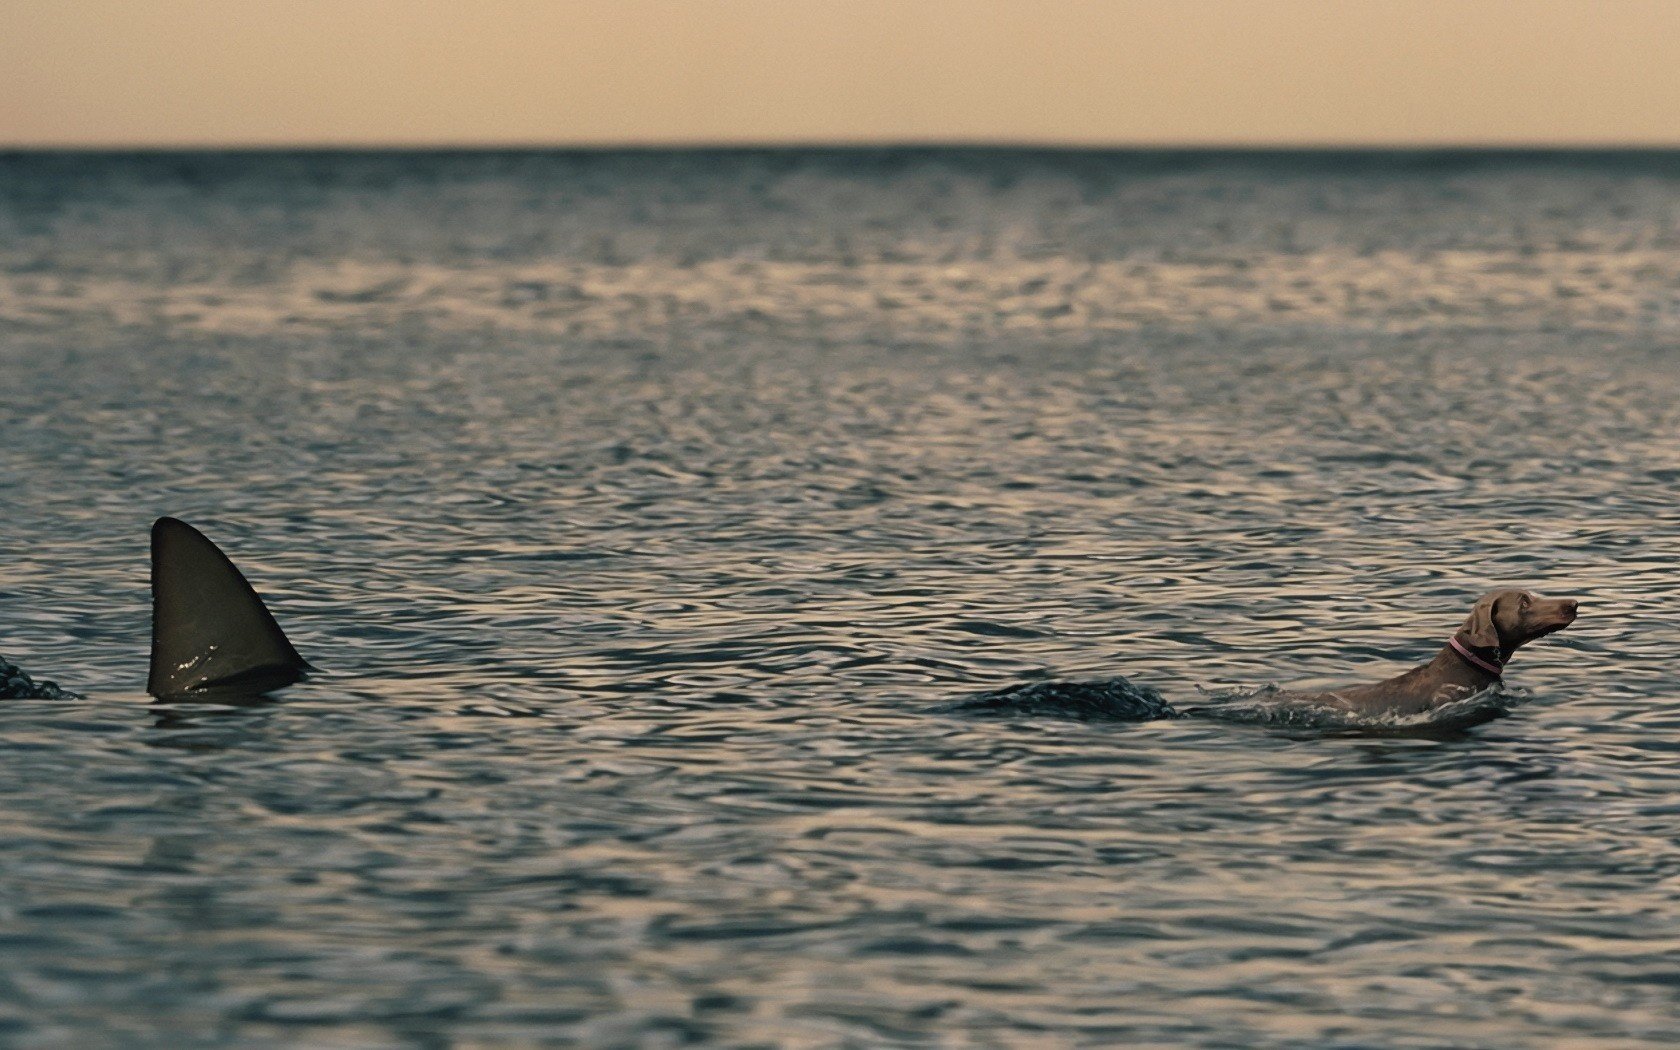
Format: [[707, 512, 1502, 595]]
[[1294, 588, 1577, 718]]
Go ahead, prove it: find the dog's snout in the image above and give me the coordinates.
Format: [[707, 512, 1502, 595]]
[[1560, 599, 1579, 618]]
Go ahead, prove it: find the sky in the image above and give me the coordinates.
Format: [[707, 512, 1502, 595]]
[[5, 0, 1680, 148]]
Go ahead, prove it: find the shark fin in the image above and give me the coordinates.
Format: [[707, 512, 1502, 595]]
[[146, 517, 310, 698]]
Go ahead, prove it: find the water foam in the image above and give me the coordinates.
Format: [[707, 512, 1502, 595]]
[[1179, 682, 1525, 734]]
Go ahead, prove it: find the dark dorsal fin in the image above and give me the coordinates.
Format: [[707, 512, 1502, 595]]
[[147, 517, 310, 698]]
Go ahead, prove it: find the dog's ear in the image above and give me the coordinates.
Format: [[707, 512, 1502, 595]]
[[1458, 592, 1503, 650]]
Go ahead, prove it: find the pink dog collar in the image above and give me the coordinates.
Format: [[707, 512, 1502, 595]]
[[1448, 635, 1504, 677]]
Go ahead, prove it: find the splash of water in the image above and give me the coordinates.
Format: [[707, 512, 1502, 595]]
[[947, 677, 1526, 735], [940, 676, 1175, 721], [1181, 682, 1527, 733], [0, 654, 77, 700]]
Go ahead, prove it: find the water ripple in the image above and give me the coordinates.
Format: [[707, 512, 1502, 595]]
[[5, 151, 1680, 1046]]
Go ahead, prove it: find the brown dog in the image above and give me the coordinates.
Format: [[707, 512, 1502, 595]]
[[1300, 589, 1578, 717]]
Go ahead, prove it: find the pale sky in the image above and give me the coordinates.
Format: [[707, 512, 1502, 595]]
[[5, 0, 1680, 148]]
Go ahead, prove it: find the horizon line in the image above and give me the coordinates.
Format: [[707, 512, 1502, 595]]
[[8, 140, 1680, 155]]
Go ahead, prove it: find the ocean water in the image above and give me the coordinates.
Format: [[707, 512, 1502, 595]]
[[2, 149, 1680, 1047]]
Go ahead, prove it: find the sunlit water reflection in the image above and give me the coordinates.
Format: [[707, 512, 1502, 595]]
[[4, 151, 1680, 1046]]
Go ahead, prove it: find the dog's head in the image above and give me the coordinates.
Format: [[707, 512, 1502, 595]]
[[1456, 589, 1578, 661]]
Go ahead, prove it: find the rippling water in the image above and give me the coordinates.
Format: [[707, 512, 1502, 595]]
[[4, 150, 1680, 1046]]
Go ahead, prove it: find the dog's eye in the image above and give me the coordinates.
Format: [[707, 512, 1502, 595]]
[[1520, 594, 1531, 609]]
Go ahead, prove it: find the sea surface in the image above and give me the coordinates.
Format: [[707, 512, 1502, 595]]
[[3, 149, 1680, 1047]]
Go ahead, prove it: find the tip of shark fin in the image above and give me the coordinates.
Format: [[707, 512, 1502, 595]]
[[147, 517, 310, 699]]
